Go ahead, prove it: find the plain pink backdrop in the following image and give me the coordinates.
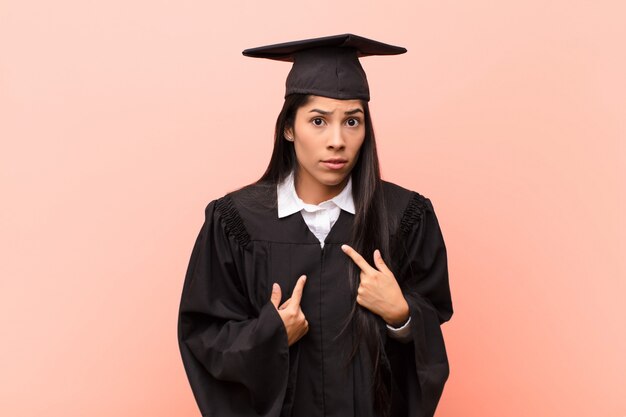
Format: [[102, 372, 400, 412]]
[[1, 1, 624, 416]]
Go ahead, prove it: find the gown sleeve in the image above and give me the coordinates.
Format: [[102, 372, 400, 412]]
[[387, 193, 453, 417], [177, 199, 290, 417]]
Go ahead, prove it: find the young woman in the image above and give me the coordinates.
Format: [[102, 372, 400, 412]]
[[178, 33, 453, 417]]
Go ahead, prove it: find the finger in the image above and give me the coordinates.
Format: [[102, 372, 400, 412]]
[[341, 244, 375, 274], [270, 283, 282, 309], [373, 249, 393, 275], [356, 293, 364, 306], [278, 298, 291, 310], [289, 275, 307, 307]]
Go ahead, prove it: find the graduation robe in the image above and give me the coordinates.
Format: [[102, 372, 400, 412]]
[[177, 180, 453, 417]]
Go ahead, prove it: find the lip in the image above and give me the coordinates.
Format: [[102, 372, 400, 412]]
[[321, 158, 348, 170]]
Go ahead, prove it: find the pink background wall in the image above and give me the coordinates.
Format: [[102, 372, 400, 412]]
[[1, 1, 624, 416]]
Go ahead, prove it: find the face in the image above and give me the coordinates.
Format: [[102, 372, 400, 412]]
[[285, 95, 366, 203]]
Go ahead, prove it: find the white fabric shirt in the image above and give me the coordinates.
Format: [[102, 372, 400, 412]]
[[276, 170, 412, 341]]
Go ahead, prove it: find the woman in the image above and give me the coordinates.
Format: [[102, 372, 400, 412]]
[[178, 33, 453, 417]]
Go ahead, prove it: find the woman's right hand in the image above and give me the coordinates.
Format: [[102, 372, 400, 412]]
[[270, 275, 309, 346]]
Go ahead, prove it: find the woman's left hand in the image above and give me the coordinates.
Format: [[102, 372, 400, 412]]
[[341, 244, 410, 327]]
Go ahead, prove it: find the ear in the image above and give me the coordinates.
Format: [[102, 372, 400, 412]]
[[284, 127, 294, 141]]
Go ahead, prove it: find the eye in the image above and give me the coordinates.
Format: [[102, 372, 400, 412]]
[[346, 118, 360, 127], [312, 117, 325, 126]]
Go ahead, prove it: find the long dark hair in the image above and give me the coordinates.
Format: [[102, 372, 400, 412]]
[[257, 93, 392, 417]]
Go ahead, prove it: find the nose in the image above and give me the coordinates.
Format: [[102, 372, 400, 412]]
[[327, 125, 346, 150]]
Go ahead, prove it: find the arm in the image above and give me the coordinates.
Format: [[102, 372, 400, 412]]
[[340, 193, 453, 415], [177, 200, 289, 417], [339, 246, 414, 343], [386, 316, 413, 342], [390, 194, 453, 417]]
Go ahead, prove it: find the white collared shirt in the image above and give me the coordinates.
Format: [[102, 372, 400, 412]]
[[277, 170, 355, 249], [276, 170, 412, 341]]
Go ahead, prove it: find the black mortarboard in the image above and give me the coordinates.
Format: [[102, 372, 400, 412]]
[[242, 33, 407, 101]]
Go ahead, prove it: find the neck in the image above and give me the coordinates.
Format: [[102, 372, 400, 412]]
[[294, 169, 348, 205]]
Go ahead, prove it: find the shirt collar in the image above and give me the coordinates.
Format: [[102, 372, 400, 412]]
[[277, 170, 356, 218]]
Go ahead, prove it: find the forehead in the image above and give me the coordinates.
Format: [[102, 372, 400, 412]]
[[300, 95, 364, 111]]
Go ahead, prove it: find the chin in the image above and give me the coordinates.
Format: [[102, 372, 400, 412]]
[[317, 172, 348, 187]]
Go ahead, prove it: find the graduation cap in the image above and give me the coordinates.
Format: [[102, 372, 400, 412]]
[[242, 33, 407, 101]]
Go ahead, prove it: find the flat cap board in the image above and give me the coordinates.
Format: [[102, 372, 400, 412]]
[[242, 33, 407, 101]]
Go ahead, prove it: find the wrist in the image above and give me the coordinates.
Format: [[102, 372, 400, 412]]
[[384, 298, 410, 327]]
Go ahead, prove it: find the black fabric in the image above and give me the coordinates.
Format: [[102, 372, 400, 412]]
[[177, 180, 453, 417], [242, 33, 407, 101]]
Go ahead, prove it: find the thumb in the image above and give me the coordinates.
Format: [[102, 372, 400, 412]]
[[374, 249, 392, 275], [270, 283, 282, 309]]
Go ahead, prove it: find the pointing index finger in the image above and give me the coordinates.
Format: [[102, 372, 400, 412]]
[[289, 275, 307, 307], [341, 244, 375, 273]]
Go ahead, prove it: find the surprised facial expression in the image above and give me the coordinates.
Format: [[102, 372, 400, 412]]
[[285, 95, 366, 202]]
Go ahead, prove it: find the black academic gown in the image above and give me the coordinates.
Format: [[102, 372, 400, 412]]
[[177, 180, 453, 417]]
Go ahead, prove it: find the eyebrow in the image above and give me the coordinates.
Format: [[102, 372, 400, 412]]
[[308, 108, 364, 115]]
